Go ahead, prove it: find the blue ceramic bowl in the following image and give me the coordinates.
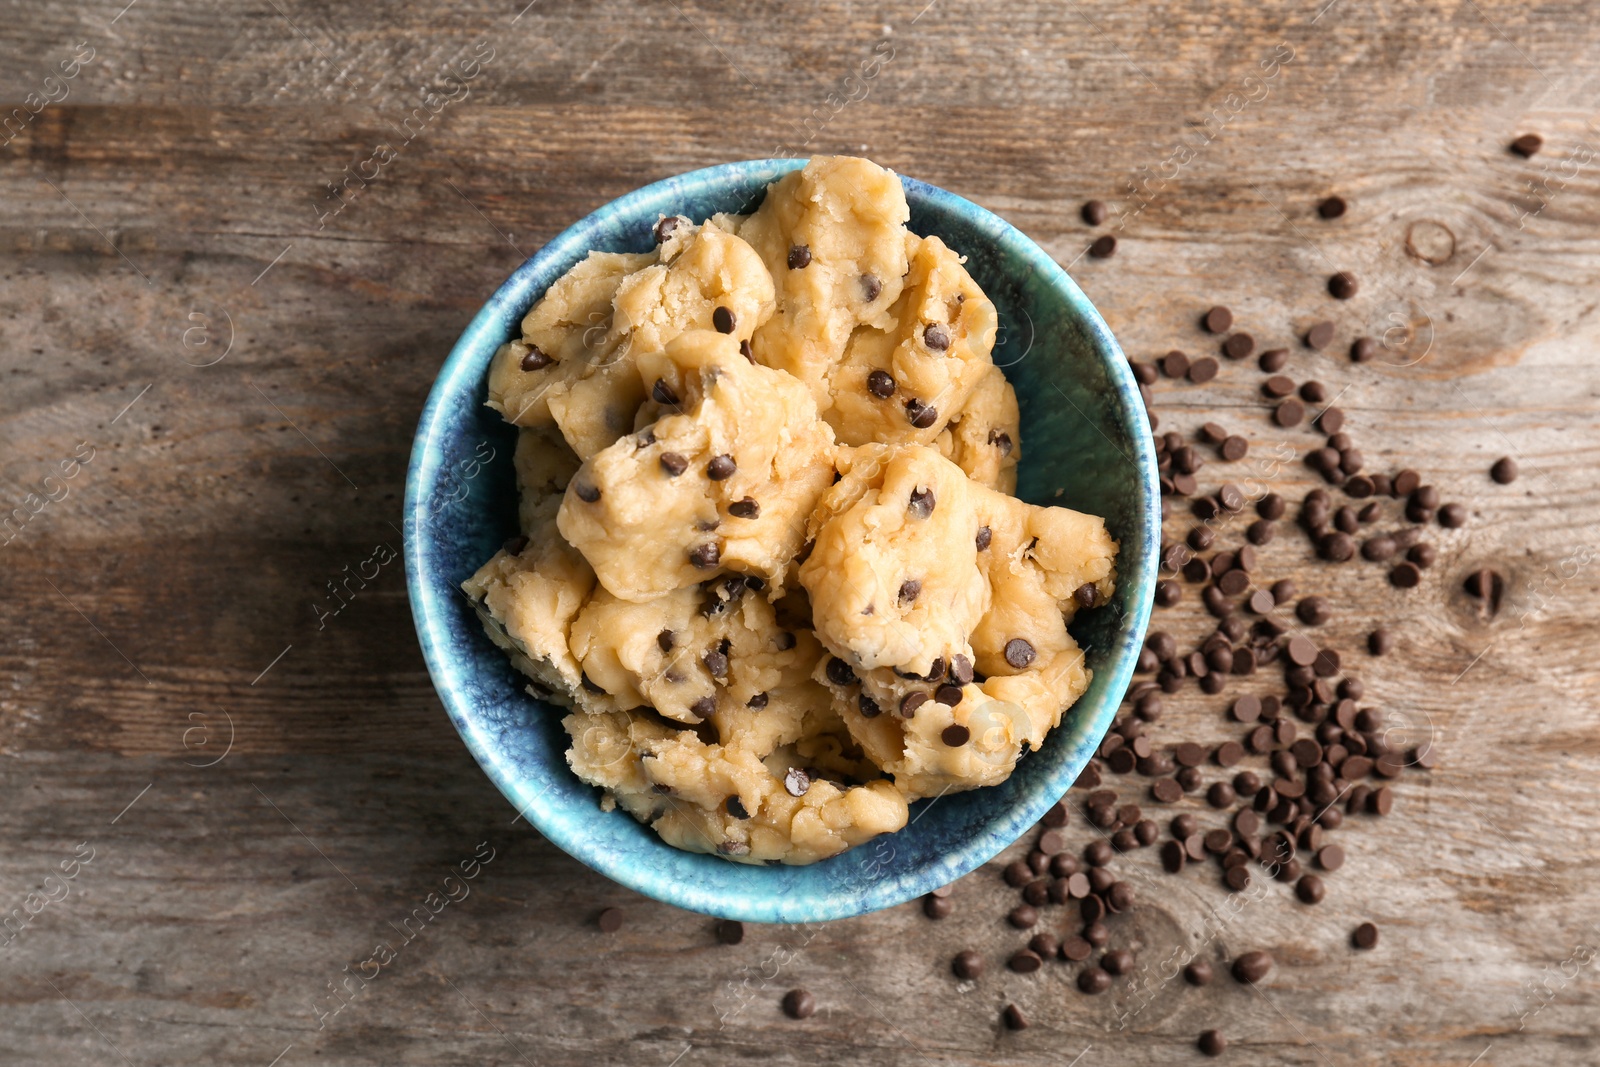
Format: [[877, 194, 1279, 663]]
[[404, 160, 1159, 923]]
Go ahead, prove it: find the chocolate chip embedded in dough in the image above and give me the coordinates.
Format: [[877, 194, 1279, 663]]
[[900, 691, 929, 718], [659, 452, 688, 477], [908, 486, 936, 518], [707, 454, 736, 480], [575, 483, 601, 503], [924, 323, 951, 351], [689, 543, 721, 569], [867, 369, 896, 398], [860, 273, 882, 300], [651, 378, 680, 406], [728, 497, 759, 519], [783, 767, 811, 797], [976, 526, 992, 551], [905, 398, 939, 428], [520, 344, 552, 371], [786, 244, 811, 269], [712, 306, 736, 334], [1004, 638, 1037, 669], [941, 723, 970, 746]]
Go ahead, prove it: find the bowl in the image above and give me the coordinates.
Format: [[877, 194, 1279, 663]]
[[403, 159, 1159, 923]]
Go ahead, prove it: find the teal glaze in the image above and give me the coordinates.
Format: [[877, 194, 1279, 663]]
[[403, 160, 1159, 922]]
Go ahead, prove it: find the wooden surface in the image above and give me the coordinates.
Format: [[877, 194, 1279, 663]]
[[4, 2, 1600, 1064]]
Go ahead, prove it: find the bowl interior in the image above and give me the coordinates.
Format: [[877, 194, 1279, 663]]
[[404, 160, 1159, 923]]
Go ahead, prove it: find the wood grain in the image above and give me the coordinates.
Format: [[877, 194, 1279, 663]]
[[4, 1, 1600, 1063]]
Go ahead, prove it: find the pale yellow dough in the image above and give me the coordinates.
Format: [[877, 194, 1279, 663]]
[[462, 156, 1116, 864]]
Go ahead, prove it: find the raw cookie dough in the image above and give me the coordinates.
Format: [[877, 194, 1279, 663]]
[[936, 363, 1020, 493], [798, 443, 988, 679], [464, 155, 1117, 864], [557, 330, 836, 602], [737, 156, 912, 407], [822, 233, 1000, 448], [487, 220, 775, 461]]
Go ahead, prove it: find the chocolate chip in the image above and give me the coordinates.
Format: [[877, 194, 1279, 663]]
[[1199, 1030, 1228, 1057], [1350, 336, 1377, 363], [781, 767, 811, 797], [1184, 959, 1213, 986], [689, 695, 716, 717], [1328, 272, 1359, 300], [1389, 561, 1421, 588], [1160, 350, 1191, 378], [1231, 950, 1273, 984], [747, 692, 768, 709], [1259, 347, 1289, 372], [1491, 456, 1518, 484], [1510, 133, 1543, 158], [952, 949, 984, 980], [502, 535, 529, 556], [1082, 199, 1109, 225], [1223, 333, 1255, 360], [724, 795, 750, 819], [782, 988, 815, 1019], [923, 893, 952, 919], [909, 486, 936, 518], [1317, 407, 1345, 434], [825, 657, 858, 686], [520, 344, 552, 372], [1188, 356, 1220, 383], [725, 497, 760, 520], [787, 244, 811, 269], [652, 216, 681, 243], [1221, 435, 1249, 461], [860, 273, 882, 300], [714, 918, 746, 945], [866, 369, 896, 398], [900, 692, 928, 718], [1089, 234, 1117, 258], [660, 452, 688, 476], [689, 542, 721, 569], [1438, 502, 1467, 528], [575, 482, 601, 503], [940, 723, 970, 747], [597, 907, 624, 932], [1305, 321, 1335, 350], [1004, 638, 1036, 669], [1318, 195, 1348, 219], [857, 693, 880, 717], [706, 454, 738, 481], [1001, 1003, 1028, 1031], [711, 306, 736, 334], [1102, 948, 1135, 976], [1203, 306, 1233, 334], [924, 323, 951, 351], [703, 649, 729, 680], [1008, 904, 1039, 929], [1074, 583, 1099, 609], [1352, 921, 1379, 949], [1077, 966, 1112, 994], [1275, 398, 1306, 427], [905, 398, 938, 428]]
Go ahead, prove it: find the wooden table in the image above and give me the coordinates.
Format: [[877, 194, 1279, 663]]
[[4, 2, 1599, 1064]]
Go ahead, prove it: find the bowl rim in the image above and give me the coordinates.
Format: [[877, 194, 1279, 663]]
[[404, 158, 1159, 922]]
